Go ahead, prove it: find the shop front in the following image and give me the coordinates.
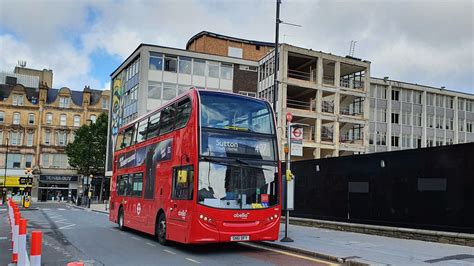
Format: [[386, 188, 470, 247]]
[[38, 175, 79, 202], [0, 176, 33, 204]]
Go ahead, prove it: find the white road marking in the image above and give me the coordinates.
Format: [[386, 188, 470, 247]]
[[131, 237, 140, 241], [185, 258, 201, 264], [163, 249, 176, 255], [57, 208, 66, 211], [0, 236, 8, 240], [145, 242, 156, 247], [42, 208, 51, 210], [59, 223, 76, 230]]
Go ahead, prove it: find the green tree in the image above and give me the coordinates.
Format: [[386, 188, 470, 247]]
[[66, 112, 108, 200]]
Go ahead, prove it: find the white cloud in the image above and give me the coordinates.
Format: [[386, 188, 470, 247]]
[[0, 0, 472, 93]]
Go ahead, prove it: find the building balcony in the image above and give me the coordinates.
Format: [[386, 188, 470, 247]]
[[322, 101, 334, 113]]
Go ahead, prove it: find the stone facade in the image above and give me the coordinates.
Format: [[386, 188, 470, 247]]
[[0, 78, 110, 201]]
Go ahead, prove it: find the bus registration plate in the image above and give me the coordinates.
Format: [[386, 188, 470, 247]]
[[231, 235, 250, 241]]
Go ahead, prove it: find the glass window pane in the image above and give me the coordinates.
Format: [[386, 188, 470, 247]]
[[178, 85, 189, 96], [179, 57, 192, 74], [147, 112, 161, 139], [163, 83, 176, 100], [136, 119, 149, 143], [149, 53, 163, 70], [221, 63, 233, 80], [160, 105, 176, 135], [175, 98, 192, 129], [193, 59, 205, 76], [148, 82, 162, 99], [207, 62, 219, 78], [164, 56, 177, 72]]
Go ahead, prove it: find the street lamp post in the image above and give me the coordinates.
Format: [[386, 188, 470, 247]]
[[2, 138, 9, 204], [88, 174, 93, 208], [86, 118, 93, 208]]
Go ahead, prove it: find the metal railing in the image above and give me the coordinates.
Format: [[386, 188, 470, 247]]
[[340, 105, 363, 116], [340, 132, 364, 143], [321, 127, 334, 142], [340, 78, 364, 90], [287, 99, 313, 111], [288, 69, 312, 81]]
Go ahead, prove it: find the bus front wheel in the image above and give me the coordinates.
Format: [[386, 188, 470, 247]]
[[156, 213, 168, 245], [118, 207, 125, 231]]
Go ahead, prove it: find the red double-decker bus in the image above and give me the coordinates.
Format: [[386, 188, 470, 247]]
[[109, 89, 281, 245]]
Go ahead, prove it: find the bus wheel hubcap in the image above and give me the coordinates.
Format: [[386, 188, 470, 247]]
[[160, 220, 166, 237]]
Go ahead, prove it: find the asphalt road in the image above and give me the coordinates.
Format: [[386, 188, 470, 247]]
[[1, 202, 335, 266]]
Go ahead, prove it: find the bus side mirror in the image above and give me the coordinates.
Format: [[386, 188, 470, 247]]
[[178, 170, 188, 184]]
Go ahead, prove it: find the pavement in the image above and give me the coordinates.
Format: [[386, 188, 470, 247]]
[[82, 203, 474, 265]]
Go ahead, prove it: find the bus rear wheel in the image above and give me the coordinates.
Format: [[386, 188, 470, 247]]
[[156, 213, 168, 245], [118, 208, 125, 231]]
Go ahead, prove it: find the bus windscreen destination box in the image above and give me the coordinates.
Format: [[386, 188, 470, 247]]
[[201, 131, 275, 161]]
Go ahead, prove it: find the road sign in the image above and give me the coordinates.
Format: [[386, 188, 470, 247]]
[[286, 112, 293, 122], [290, 126, 303, 156]]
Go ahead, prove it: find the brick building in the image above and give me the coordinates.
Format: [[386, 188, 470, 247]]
[[0, 68, 110, 202], [186, 31, 274, 61]]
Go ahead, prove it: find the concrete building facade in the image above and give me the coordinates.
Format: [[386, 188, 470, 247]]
[[258, 44, 371, 160], [0, 69, 109, 201], [106, 44, 260, 174], [368, 78, 474, 153]]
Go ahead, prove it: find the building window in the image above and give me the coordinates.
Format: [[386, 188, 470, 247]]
[[52, 154, 69, 168], [74, 115, 80, 127], [207, 61, 220, 78], [178, 57, 192, 75], [426, 137, 434, 147], [42, 154, 50, 167], [435, 95, 444, 107], [467, 120, 473, 133], [102, 98, 109, 109], [435, 115, 444, 129], [13, 112, 20, 125], [0, 111, 4, 123], [149, 52, 163, 70], [376, 132, 386, 146], [25, 154, 33, 168], [413, 113, 422, 126], [163, 83, 177, 101], [467, 100, 473, 112], [238, 91, 257, 97], [59, 97, 70, 108], [391, 90, 400, 101], [427, 114, 434, 128], [447, 97, 454, 109], [193, 59, 205, 76], [391, 135, 400, 147], [445, 118, 453, 130], [414, 136, 422, 148], [45, 130, 51, 145], [401, 90, 411, 103], [164, 55, 177, 72], [10, 131, 22, 146], [413, 91, 422, 104], [60, 114, 67, 126], [402, 111, 411, 125], [7, 154, 22, 168], [220, 63, 233, 80], [402, 134, 410, 148], [57, 132, 67, 146], [12, 95, 24, 106], [228, 47, 243, 58], [458, 119, 464, 131], [446, 138, 453, 145], [27, 132, 33, 146], [458, 99, 465, 111], [90, 115, 97, 124], [391, 113, 400, 124], [377, 86, 387, 99], [377, 109, 386, 123], [427, 93, 434, 106], [435, 137, 443, 146], [28, 113, 35, 125], [0, 130, 3, 144], [46, 113, 53, 124]]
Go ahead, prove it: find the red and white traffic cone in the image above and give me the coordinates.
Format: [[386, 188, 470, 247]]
[[30, 231, 42, 266], [18, 218, 29, 266], [12, 211, 20, 263]]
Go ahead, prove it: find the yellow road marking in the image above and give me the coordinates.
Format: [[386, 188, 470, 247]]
[[240, 242, 339, 266]]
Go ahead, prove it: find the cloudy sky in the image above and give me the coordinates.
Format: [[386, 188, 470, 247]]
[[0, 0, 472, 94]]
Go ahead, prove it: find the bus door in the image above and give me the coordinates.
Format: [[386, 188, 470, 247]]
[[168, 166, 194, 242], [128, 173, 147, 229]]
